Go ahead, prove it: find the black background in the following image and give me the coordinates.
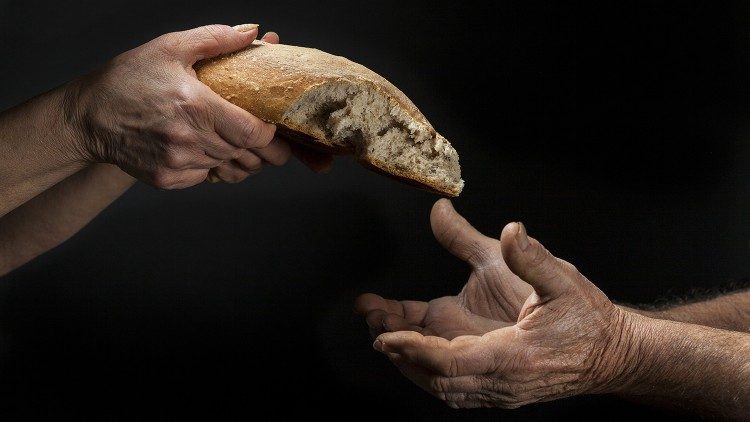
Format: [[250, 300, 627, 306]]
[[1, 0, 749, 419]]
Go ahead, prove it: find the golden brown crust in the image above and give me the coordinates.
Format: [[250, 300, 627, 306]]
[[361, 157, 461, 197], [195, 41, 459, 195], [195, 41, 430, 126]]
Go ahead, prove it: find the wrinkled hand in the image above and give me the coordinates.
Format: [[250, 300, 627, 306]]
[[70, 24, 331, 188], [356, 199, 532, 339], [356, 199, 631, 409]]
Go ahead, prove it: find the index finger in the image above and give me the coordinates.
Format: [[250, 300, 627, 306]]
[[173, 24, 258, 63]]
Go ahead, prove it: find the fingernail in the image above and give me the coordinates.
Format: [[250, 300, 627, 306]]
[[233, 23, 259, 33], [373, 339, 384, 352], [516, 222, 529, 251]]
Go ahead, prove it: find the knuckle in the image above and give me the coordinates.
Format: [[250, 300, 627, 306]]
[[190, 25, 230, 58], [201, 24, 228, 44], [238, 120, 262, 147], [164, 127, 196, 146], [189, 169, 209, 184], [163, 151, 184, 169], [430, 377, 450, 394], [559, 259, 578, 275], [151, 170, 176, 189], [447, 355, 460, 377], [153, 32, 182, 56], [175, 86, 205, 113], [230, 149, 243, 160], [245, 154, 263, 169], [529, 243, 551, 268]]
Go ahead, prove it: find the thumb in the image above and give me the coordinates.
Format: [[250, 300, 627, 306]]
[[500, 222, 573, 299], [177, 23, 258, 63]]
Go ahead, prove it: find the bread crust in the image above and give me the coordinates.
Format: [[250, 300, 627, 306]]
[[195, 41, 462, 196]]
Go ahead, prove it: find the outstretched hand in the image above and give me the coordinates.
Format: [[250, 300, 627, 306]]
[[356, 199, 631, 409], [356, 199, 532, 339]]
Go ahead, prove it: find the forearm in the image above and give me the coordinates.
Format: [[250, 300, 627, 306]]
[[0, 163, 134, 276], [612, 313, 750, 418], [0, 82, 88, 217], [619, 290, 750, 332]]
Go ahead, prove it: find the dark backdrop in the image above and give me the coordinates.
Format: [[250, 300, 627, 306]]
[[1, 0, 749, 419]]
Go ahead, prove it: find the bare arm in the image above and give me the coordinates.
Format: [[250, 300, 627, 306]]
[[619, 289, 750, 332], [614, 314, 750, 418], [0, 86, 87, 218], [0, 24, 291, 219], [0, 164, 135, 276]]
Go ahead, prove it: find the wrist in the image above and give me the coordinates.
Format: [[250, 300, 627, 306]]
[[615, 304, 663, 319], [592, 309, 656, 395], [59, 78, 98, 164], [602, 311, 685, 396]]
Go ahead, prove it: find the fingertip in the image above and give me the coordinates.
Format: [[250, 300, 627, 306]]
[[500, 222, 520, 248], [374, 332, 412, 352], [233, 23, 259, 35], [377, 330, 419, 346], [430, 198, 454, 219], [501, 221, 534, 260], [429, 199, 455, 235], [246, 121, 276, 149], [261, 31, 280, 44], [271, 136, 292, 166]]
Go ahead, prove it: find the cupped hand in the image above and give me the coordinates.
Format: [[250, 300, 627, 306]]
[[356, 200, 632, 409], [356, 199, 533, 340]]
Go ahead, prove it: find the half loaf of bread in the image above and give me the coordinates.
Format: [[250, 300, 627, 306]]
[[195, 38, 464, 196]]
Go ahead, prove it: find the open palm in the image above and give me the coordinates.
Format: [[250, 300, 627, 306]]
[[355, 199, 533, 340]]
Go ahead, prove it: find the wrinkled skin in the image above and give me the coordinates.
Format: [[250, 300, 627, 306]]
[[70, 24, 331, 188], [356, 199, 630, 409]]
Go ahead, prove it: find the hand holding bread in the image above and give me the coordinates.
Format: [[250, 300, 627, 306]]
[[70, 24, 292, 188], [66, 22, 462, 194]]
